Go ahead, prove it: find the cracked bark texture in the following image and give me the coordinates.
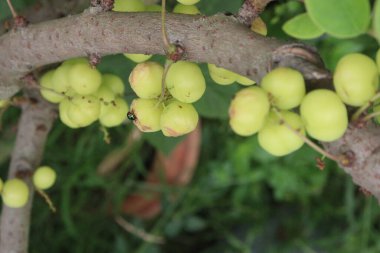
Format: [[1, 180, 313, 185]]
[[0, 89, 56, 253]]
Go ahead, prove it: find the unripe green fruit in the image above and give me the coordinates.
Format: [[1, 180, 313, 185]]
[[124, 53, 152, 63], [102, 74, 125, 95], [130, 98, 163, 132], [59, 99, 80, 128], [40, 70, 64, 103], [258, 110, 305, 156], [166, 61, 206, 103], [160, 99, 199, 137], [229, 87, 270, 136], [68, 63, 102, 95], [376, 49, 380, 73], [95, 85, 116, 103], [236, 75, 255, 86], [129, 62, 164, 99], [208, 63, 237, 85], [52, 64, 72, 93], [261, 67, 305, 110], [99, 97, 129, 127], [145, 4, 161, 12], [300, 89, 348, 142], [334, 53, 379, 106], [62, 57, 88, 67], [67, 95, 101, 127], [177, 0, 200, 5], [173, 4, 200, 14], [113, 0, 145, 12], [2, 179, 29, 208], [0, 99, 9, 108], [33, 166, 56, 190]]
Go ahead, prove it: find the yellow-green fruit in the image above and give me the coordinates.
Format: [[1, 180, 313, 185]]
[[229, 87, 270, 136], [62, 57, 88, 67], [33, 166, 56, 190], [177, 0, 200, 5], [129, 61, 163, 98], [68, 63, 102, 95], [95, 85, 116, 103], [0, 99, 9, 108], [67, 95, 100, 127], [113, 0, 145, 12], [208, 63, 237, 85], [130, 98, 163, 132], [166, 61, 206, 103], [376, 49, 380, 73], [173, 4, 200, 14], [40, 70, 64, 103], [52, 64, 72, 93], [99, 97, 129, 127], [0, 178, 3, 193], [102, 74, 125, 95], [145, 4, 161, 12], [124, 53, 152, 63], [334, 53, 379, 106], [251, 17, 267, 36], [160, 99, 199, 137], [300, 89, 348, 142], [261, 67, 305, 110], [258, 110, 305, 156], [59, 99, 80, 128], [236, 75, 255, 86], [2, 179, 29, 208]]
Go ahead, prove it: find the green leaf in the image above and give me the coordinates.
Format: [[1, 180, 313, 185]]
[[282, 13, 324, 40], [305, 0, 371, 38], [374, 0, 380, 44]]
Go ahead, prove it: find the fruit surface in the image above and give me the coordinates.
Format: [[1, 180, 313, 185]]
[[62, 57, 88, 67], [40, 70, 64, 103], [166, 61, 206, 103], [2, 179, 29, 208], [99, 97, 129, 127], [67, 95, 101, 127], [113, 0, 145, 12], [176, 0, 200, 5], [376, 49, 380, 73], [130, 98, 163, 132], [95, 85, 116, 103], [236, 75, 255, 86], [68, 63, 102, 95], [52, 64, 72, 93], [334, 53, 379, 106], [0, 99, 9, 108], [160, 99, 199, 137], [208, 63, 237, 85], [124, 54, 152, 63], [173, 4, 200, 14], [261, 67, 305, 110], [59, 99, 80, 128], [33, 166, 56, 190], [300, 89, 348, 142], [251, 16, 268, 36], [258, 110, 305, 156], [102, 74, 125, 95], [229, 87, 270, 136], [129, 62, 163, 99]]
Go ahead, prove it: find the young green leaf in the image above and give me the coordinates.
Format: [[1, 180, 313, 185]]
[[282, 13, 324, 40]]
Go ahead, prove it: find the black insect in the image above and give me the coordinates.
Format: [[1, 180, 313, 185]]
[[127, 111, 136, 121]]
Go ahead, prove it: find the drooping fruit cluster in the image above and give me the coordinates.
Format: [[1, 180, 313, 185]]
[[128, 60, 203, 137], [39, 58, 129, 128]]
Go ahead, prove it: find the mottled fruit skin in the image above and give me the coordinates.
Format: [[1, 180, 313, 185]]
[[130, 98, 163, 132], [258, 111, 305, 156], [173, 4, 200, 14], [113, 0, 145, 12], [99, 97, 129, 127], [160, 99, 199, 137], [2, 179, 29, 208], [176, 0, 200, 5], [300, 89, 348, 142], [129, 62, 164, 99], [40, 70, 64, 103], [33, 166, 56, 190], [229, 87, 270, 136], [124, 53, 152, 63], [166, 61, 206, 103], [261, 67, 305, 110], [333, 53, 379, 106], [68, 63, 102, 95]]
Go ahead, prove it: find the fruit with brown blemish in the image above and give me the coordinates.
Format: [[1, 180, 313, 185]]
[[99, 97, 129, 127], [129, 61, 164, 99], [130, 98, 163, 132]]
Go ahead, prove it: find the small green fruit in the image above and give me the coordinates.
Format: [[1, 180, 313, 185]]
[[102, 74, 125, 95], [113, 0, 145, 12], [33, 166, 56, 190], [176, 0, 200, 5], [68, 63, 102, 95], [124, 53, 152, 63], [59, 99, 80, 129], [129, 61, 163, 99], [0, 99, 9, 108], [173, 4, 200, 14], [40, 70, 64, 103], [130, 98, 163, 132], [52, 64, 72, 93], [99, 97, 129, 127], [67, 95, 101, 127], [2, 179, 29, 208]]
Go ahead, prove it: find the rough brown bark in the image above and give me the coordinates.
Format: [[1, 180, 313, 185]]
[[0, 89, 56, 253]]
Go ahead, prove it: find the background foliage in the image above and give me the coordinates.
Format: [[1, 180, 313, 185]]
[[1, 0, 380, 252]]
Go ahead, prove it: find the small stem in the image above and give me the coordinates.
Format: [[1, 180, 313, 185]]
[[272, 108, 340, 162], [161, 0, 172, 52], [6, 0, 18, 18], [352, 92, 380, 121], [100, 125, 111, 144], [363, 111, 380, 122], [158, 61, 173, 104], [36, 188, 57, 213]]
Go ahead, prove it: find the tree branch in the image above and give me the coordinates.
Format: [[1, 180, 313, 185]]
[[237, 0, 275, 26], [0, 88, 56, 253]]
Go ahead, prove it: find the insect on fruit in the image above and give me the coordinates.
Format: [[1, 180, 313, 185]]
[[127, 111, 137, 121]]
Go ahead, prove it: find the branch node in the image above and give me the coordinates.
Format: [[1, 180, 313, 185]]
[[13, 16, 29, 29], [90, 0, 114, 12], [88, 53, 102, 67], [167, 44, 185, 62]]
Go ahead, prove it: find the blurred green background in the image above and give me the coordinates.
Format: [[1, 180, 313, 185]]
[[1, 0, 380, 252]]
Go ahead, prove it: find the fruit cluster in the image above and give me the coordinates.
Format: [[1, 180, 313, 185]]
[[0, 166, 56, 208], [39, 58, 129, 128]]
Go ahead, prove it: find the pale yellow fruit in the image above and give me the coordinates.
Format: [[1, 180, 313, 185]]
[[33, 166, 56, 190], [334, 53, 379, 106], [68, 63, 102, 95], [236, 75, 255, 86], [160, 99, 199, 137], [102, 74, 125, 95], [67, 95, 101, 127], [145, 4, 161, 12], [113, 0, 145, 12], [40, 70, 64, 103], [208, 63, 237, 85], [130, 98, 163, 132], [173, 4, 200, 14], [258, 110, 305, 156], [59, 99, 80, 129], [300, 89, 348, 142], [52, 64, 72, 93], [95, 85, 116, 103], [251, 17, 267, 36], [261, 67, 305, 110], [99, 97, 129, 127], [229, 87, 270, 136], [124, 54, 152, 63], [2, 179, 29, 208], [0, 99, 9, 108], [129, 62, 163, 99]]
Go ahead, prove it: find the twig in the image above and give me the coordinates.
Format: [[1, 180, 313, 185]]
[[6, 0, 18, 18], [237, 0, 275, 26], [114, 215, 165, 244], [36, 188, 57, 213]]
